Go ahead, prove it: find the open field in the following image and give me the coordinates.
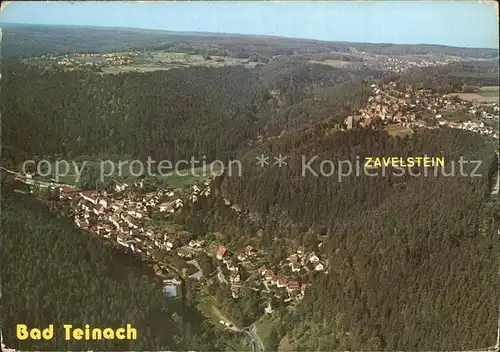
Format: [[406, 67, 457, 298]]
[[101, 65, 179, 74], [27, 50, 260, 74], [254, 315, 278, 350], [197, 296, 248, 351], [99, 51, 258, 74], [310, 59, 355, 68], [198, 296, 226, 324], [385, 124, 414, 137], [37, 160, 143, 185], [100, 61, 257, 74], [396, 53, 461, 61], [278, 335, 296, 352], [36, 160, 220, 188], [157, 162, 222, 189], [455, 86, 499, 103]]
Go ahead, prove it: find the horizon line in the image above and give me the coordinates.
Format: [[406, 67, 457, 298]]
[[2, 21, 499, 51]]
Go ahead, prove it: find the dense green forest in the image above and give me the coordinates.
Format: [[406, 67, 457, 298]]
[[2, 61, 266, 161], [2, 60, 375, 164], [0, 186, 231, 351]]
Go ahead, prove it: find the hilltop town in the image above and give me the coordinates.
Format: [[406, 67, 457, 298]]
[[345, 80, 499, 138]]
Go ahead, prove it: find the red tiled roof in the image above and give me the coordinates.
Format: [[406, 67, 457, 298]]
[[60, 185, 81, 193], [287, 281, 300, 288], [217, 247, 227, 256]]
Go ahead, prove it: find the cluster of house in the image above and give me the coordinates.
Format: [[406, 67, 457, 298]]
[[59, 181, 213, 255], [101, 53, 135, 66], [284, 249, 326, 273], [216, 246, 245, 287], [9, 165, 218, 279], [367, 56, 455, 73], [260, 269, 306, 297], [348, 83, 415, 128], [437, 119, 498, 137], [215, 244, 325, 303], [56, 180, 220, 296], [346, 81, 499, 139], [29, 51, 135, 69], [55, 58, 101, 68], [12, 163, 322, 308], [266, 248, 326, 301], [216, 245, 273, 299]]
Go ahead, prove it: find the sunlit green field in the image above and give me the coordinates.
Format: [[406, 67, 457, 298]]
[[457, 86, 499, 103], [100, 51, 258, 74], [310, 59, 354, 67], [385, 124, 414, 137], [37, 160, 221, 190]]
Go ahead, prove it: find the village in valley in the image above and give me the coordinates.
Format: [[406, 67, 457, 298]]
[[5, 165, 330, 330]]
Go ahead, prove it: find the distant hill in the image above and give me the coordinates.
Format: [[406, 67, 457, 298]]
[[1, 23, 498, 59]]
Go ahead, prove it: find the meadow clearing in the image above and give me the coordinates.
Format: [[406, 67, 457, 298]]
[[456, 86, 499, 103]]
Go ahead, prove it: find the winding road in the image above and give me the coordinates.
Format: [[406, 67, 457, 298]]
[[491, 153, 499, 196], [242, 324, 265, 352]]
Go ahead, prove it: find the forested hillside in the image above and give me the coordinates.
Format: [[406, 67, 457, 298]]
[[2, 61, 266, 161], [186, 126, 499, 350], [0, 188, 224, 351], [2, 60, 373, 164]]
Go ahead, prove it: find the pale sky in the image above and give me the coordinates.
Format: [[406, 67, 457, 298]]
[[1, 1, 499, 48]]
